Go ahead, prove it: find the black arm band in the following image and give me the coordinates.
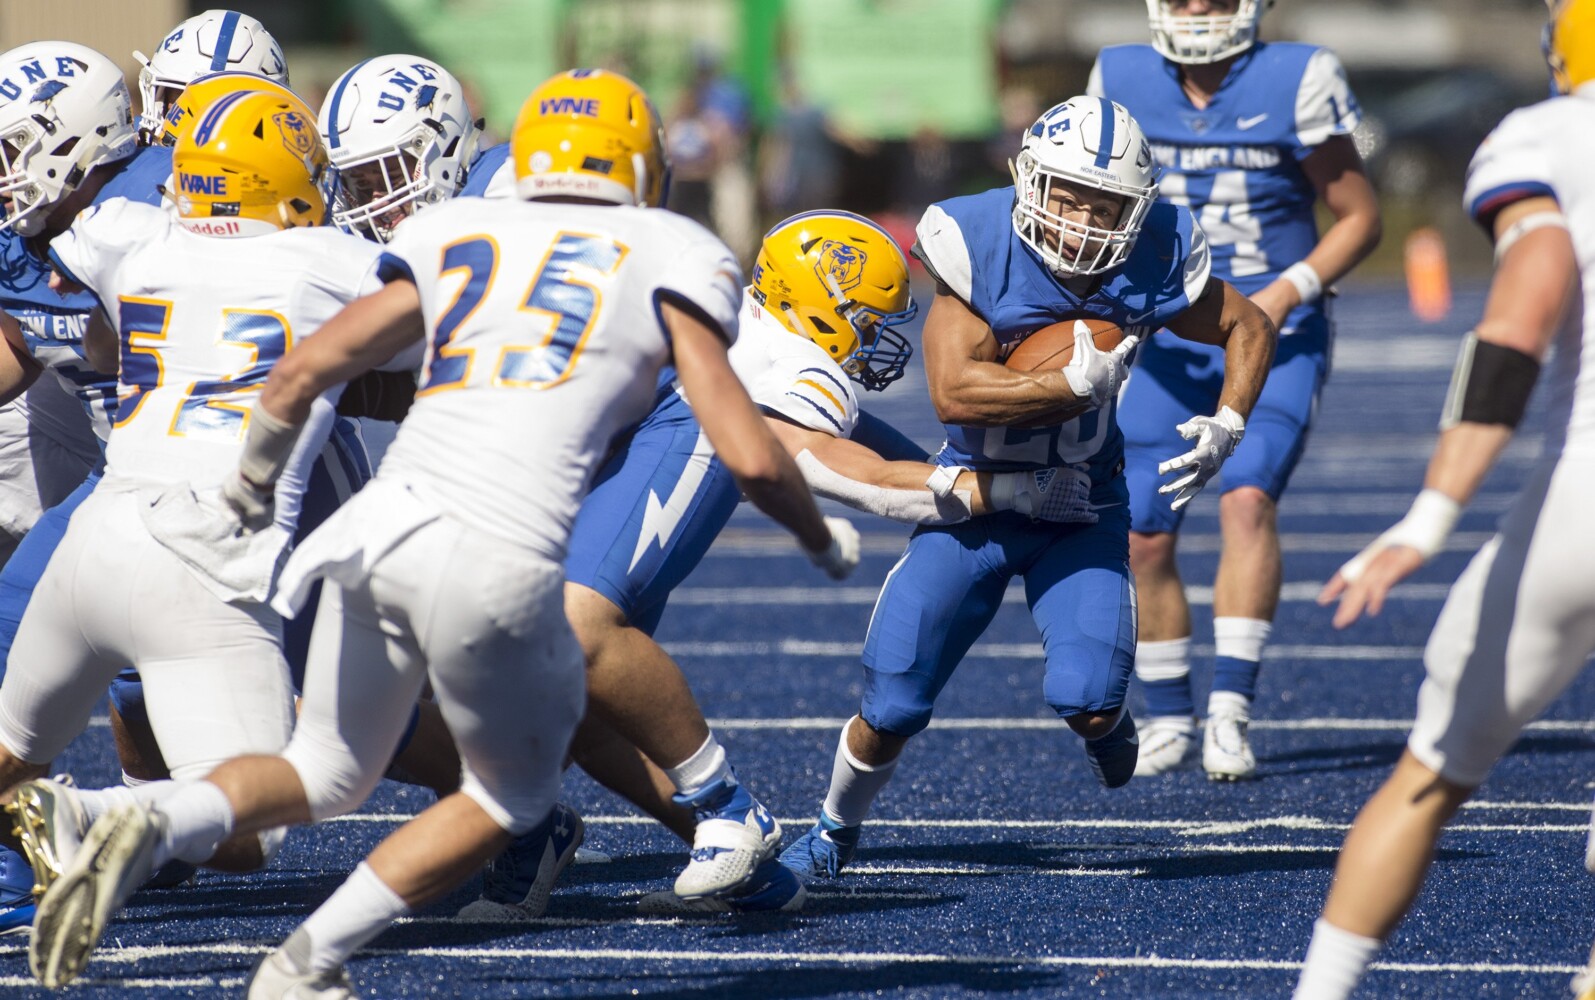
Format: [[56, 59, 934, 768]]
[[1440, 332, 1540, 430]]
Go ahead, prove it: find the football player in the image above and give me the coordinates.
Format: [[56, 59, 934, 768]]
[[25, 69, 860, 996], [1089, 0, 1381, 779], [1, 90, 394, 986], [779, 97, 1275, 880], [1297, 4, 1595, 996]]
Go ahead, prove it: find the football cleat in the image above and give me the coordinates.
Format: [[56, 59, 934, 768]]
[[247, 948, 358, 1000], [1203, 710, 1258, 781], [30, 804, 158, 988], [638, 857, 806, 915], [672, 775, 781, 900], [7, 776, 91, 899], [0, 845, 36, 936], [1133, 717, 1198, 777], [1083, 711, 1139, 788], [456, 802, 583, 921], [778, 813, 861, 880]]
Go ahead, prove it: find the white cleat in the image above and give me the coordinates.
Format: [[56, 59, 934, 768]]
[[1203, 710, 1257, 781], [673, 779, 782, 900], [6, 776, 90, 899], [29, 804, 158, 988], [248, 948, 358, 999], [1133, 718, 1196, 777]]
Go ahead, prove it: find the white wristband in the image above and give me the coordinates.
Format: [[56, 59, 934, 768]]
[[1382, 488, 1462, 559], [1281, 261, 1323, 305]]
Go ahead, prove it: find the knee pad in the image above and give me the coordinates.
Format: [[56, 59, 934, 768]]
[[108, 671, 148, 728]]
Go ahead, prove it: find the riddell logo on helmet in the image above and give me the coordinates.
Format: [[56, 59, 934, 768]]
[[179, 218, 243, 236]]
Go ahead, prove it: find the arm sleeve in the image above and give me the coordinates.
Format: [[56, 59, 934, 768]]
[[1294, 48, 1362, 155], [914, 204, 975, 304], [1463, 105, 1559, 231]]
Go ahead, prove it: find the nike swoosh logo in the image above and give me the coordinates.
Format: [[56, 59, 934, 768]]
[[1236, 114, 1269, 130]]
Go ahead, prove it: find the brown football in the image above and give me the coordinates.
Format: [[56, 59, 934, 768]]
[[1003, 318, 1129, 371]]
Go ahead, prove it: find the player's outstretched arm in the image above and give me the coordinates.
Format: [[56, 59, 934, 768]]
[[665, 300, 858, 579], [223, 282, 426, 530], [922, 291, 1107, 427], [1321, 196, 1573, 627], [1252, 136, 1382, 328]]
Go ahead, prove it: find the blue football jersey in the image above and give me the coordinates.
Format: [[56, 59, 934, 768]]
[[913, 187, 1209, 477], [1090, 43, 1360, 301], [458, 142, 510, 198], [7, 144, 171, 436]]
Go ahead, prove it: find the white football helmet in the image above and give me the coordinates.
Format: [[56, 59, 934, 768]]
[[1011, 97, 1158, 277], [318, 55, 480, 242], [0, 42, 136, 236], [1146, 0, 1272, 65], [133, 9, 288, 143]]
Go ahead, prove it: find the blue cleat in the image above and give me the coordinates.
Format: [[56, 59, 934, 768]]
[[637, 856, 806, 914], [456, 802, 583, 921], [778, 813, 861, 879], [0, 845, 36, 936], [1084, 711, 1140, 788], [672, 774, 781, 899]]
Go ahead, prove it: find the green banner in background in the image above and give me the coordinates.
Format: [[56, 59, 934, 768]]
[[787, 0, 1003, 141]]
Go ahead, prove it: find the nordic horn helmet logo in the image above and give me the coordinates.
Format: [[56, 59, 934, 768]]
[[814, 240, 866, 294], [414, 84, 438, 111], [275, 110, 317, 158]]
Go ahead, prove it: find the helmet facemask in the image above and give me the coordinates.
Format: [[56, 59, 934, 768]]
[[814, 270, 918, 391], [1146, 0, 1268, 65], [333, 129, 455, 243], [1012, 156, 1154, 277]]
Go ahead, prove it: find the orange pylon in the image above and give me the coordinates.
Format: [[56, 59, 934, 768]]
[[1405, 226, 1452, 323]]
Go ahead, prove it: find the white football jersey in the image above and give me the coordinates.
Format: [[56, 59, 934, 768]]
[[1464, 90, 1595, 457], [374, 197, 742, 559], [729, 299, 859, 439], [50, 199, 385, 507]]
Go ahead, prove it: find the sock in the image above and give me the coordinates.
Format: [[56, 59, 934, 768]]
[[282, 862, 410, 975], [1211, 617, 1272, 706], [1294, 918, 1381, 1000], [77, 776, 184, 826], [1135, 636, 1195, 721], [663, 734, 731, 798], [821, 718, 899, 828], [153, 780, 236, 868]]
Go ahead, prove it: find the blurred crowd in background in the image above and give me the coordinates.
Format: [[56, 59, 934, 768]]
[[5, 0, 1557, 279]]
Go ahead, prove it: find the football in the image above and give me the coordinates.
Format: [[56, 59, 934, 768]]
[[1003, 318, 1130, 371]]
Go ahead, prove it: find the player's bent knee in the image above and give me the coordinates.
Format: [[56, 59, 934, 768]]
[[860, 704, 933, 742], [460, 770, 556, 837], [1219, 486, 1276, 531], [1129, 530, 1176, 572], [282, 739, 383, 822], [1063, 708, 1121, 740]]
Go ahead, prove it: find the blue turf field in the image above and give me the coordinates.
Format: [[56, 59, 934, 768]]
[[5, 281, 1592, 999]]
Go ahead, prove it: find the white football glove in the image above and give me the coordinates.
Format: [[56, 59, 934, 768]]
[[989, 466, 1098, 524], [1062, 320, 1140, 408], [220, 471, 276, 533], [807, 516, 861, 580], [1156, 405, 1246, 511]]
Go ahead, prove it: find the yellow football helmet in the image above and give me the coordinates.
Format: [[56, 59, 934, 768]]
[[509, 69, 669, 207], [1547, 0, 1595, 94], [159, 70, 304, 149], [751, 211, 918, 391], [171, 89, 332, 236]]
